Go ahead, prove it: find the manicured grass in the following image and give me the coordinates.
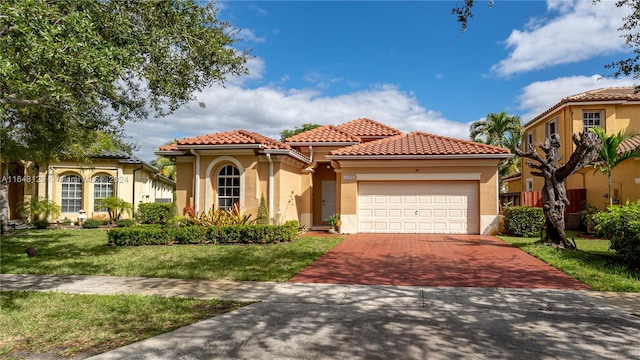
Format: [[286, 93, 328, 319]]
[[1, 229, 342, 281], [0, 290, 246, 358], [498, 231, 640, 292]]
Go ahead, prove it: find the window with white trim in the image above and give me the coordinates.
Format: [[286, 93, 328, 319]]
[[545, 118, 557, 138], [61, 175, 83, 213], [526, 178, 534, 192], [525, 131, 535, 151], [217, 165, 240, 210], [93, 174, 114, 211], [583, 110, 603, 133]]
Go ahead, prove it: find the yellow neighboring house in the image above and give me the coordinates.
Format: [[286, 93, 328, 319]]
[[4, 150, 175, 223], [156, 118, 512, 235], [520, 87, 640, 208]]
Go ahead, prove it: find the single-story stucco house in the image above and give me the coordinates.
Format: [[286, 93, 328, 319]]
[[156, 118, 512, 234]]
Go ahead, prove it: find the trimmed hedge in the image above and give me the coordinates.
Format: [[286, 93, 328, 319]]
[[115, 218, 135, 227], [594, 201, 640, 269], [137, 202, 175, 225], [82, 219, 103, 229], [108, 221, 299, 246], [503, 206, 545, 237]]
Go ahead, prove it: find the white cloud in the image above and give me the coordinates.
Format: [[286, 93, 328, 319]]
[[516, 74, 636, 121], [126, 84, 469, 161], [227, 56, 265, 86], [493, 1, 629, 76], [237, 28, 266, 43]]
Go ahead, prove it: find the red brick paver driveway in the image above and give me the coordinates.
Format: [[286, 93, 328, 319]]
[[289, 234, 591, 290]]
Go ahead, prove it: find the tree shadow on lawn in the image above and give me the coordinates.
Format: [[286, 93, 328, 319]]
[[0, 229, 122, 275]]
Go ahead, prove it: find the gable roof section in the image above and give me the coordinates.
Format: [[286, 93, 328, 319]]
[[335, 117, 403, 139], [526, 87, 640, 128], [176, 130, 292, 149], [156, 130, 310, 163], [284, 125, 362, 144], [327, 132, 512, 159], [90, 150, 175, 184]]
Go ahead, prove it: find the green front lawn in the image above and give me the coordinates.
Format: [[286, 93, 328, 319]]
[[499, 231, 640, 292], [0, 291, 246, 358], [1, 229, 342, 281]]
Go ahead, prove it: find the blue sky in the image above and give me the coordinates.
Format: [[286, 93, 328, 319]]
[[127, 0, 636, 161]]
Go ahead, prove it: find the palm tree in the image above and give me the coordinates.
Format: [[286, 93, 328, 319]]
[[589, 128, 640, 206], [152, 157, 176, 181], [469, 112, 522, 148], [500, 131, 523, 177], [470, 112, 523, 192]]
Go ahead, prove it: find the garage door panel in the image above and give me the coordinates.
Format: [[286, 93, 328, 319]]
[[389, 196, 402, 204], [374, 196, 387, 204], [418, 209, 432, 217], [389, 209, 402, 217], [358, 181, 479, 234], [449, 209, 464, 217], [433, 195, 447, 204], [432, 209, 447, 217], [360, 209, 373, 217]]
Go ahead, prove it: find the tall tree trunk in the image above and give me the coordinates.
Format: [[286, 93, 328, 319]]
[[516, 132, 601, 249], [608, 171, 613, 206]]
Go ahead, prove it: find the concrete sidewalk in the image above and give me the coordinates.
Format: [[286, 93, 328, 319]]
[[2, 274, 640, 359]]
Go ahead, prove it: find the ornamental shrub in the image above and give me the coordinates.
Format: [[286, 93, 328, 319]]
[[594, 201, 640, 268], [170, 225, 207, 244], [257, 194, 269, 225], [115, 218, 135, 227], [82, 219, 103, 229], [503, 206, 545, 237], [108, 225, 168, 246], [108, 221, 300, 246], [137, 202, 175, 225]]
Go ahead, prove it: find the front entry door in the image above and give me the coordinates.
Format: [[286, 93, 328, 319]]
[[321, 180, 336, 223]]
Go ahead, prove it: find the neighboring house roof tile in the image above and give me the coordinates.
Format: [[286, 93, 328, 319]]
[[619, 134, 640, 154], [526, 87, 640, 127], [336, 117, 403, 138], [158, 143, 178, 151], [91, 150, 131, 159], [328, 132, 511, 157], [285, 125, 362, 143], [178, 130, 294, 150]]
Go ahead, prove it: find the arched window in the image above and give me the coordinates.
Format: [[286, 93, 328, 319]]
[[217, 165, 240, 210], [93, 174, 114, 211], [61, 174, 83, 213]]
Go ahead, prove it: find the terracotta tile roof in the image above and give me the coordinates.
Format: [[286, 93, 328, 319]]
[[329, 132, 511, 157], [158, 143, 178, 151], [285, 125, 361, 143], [177, 130, 293, 150], [336, 118, 403, 138], [619, 134, 640, 154], [526, 87, 640, 127]]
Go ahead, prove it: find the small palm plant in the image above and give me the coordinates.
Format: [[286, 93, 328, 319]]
[[96, 197, 133, 225], [17, 197, 61, 228]]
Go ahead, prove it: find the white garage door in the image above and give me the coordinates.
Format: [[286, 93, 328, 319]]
[[358, 181, 479, 234]]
